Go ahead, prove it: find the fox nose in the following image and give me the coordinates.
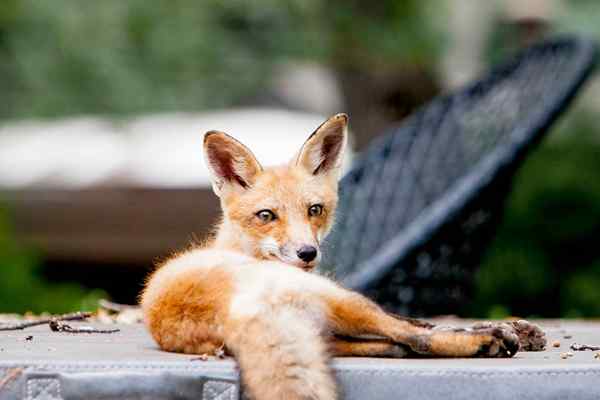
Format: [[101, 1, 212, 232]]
[[297, 246, 317, 263]]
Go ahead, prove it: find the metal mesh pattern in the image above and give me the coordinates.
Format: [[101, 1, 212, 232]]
[[322, 37, 597, 315]]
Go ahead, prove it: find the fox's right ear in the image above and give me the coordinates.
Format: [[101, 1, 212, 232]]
[[203, 131, 263, 197]]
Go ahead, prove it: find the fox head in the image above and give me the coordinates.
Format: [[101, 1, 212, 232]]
[[203, 113, 348, 271]]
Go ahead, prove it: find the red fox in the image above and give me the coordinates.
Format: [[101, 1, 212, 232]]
[[141, 114, 545, 400]]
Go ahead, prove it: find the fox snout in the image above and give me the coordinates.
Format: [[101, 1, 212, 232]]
[[289, 242, 320, 270], [297, 245, 317, 263], [272, 241, 321, 271]]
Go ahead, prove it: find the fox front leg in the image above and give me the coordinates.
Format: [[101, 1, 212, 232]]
[[328, 336, 413, 358]]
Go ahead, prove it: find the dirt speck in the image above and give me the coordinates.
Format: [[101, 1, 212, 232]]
[[552, 340, 560, 348]]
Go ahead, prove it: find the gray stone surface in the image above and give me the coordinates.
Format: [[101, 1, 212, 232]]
[[1, 321, 599, 399]]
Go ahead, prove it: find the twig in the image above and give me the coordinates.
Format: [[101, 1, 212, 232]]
[[49, 319, 120, 334], [190, 343, 227, 361], [0, 312, 91, 331], [98, 299, 139, 313], [214, 344, 226, 359], [0, 368, 22, 392], [570, 343, 600, 351]]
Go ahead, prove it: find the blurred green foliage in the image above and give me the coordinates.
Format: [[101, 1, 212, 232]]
[[0, 0, 439, 120], [0, 0, 279, 117], [321, 1, 442, 68], [472, 116, 600, 318], [0, 208, 105, 314]]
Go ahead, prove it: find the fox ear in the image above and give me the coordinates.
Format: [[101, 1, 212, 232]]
[[203, 131, 263, 196], [296, 113, 347, 178]]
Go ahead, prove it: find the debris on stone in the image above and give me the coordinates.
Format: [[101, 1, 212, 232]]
[[560, 352, 574, 359], [49, 319, 120, 334], [0, 312, 91, 331], [570, 343, 600, 352], [552, 340, 560, 348]]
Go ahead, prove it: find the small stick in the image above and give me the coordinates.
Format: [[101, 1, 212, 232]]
[[49, 319, 120, 334], [214, 344, 226, 359], [0, 312, 91, 332], [570, 343, 600, 352], [190, 354, 210, 362]]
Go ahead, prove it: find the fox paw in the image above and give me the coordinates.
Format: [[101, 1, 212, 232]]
[[507, 320, 546, 351], [472, 320, 546, 352], [473, 325, 520, 358], [421, 325, 519, 357]]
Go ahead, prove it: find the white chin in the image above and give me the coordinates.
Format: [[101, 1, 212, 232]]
[[270, 253, 315, 270], [289, 260, 317, 271]]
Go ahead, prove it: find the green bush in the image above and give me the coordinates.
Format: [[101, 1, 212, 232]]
[[0, 0, 281, 118], [0, 208, 104, 314], [471, 117, 600, 318], [0, 0, 440, 120]]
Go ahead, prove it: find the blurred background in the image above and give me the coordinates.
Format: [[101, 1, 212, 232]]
[[0, 0, 599, 318]]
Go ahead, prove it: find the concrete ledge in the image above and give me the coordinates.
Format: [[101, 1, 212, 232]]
[[1, 322, 599, 399]]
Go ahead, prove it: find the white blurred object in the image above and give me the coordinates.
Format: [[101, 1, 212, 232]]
[[441, 0, 561, 90], [0, 108, 353, 189], [0, 118, 127, 188], [441, 0, 496, 90], [271, 61, 344, 115], [503, 0, 559, 20]]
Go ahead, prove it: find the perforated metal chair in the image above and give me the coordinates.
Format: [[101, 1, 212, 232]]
[[322, 36, 598, 316]]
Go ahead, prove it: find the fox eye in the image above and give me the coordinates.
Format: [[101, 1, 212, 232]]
[[308, 204, 323, 217], [256, 209, 276, 222]]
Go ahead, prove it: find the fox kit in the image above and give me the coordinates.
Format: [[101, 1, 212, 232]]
[[141, 114, 544, 400]]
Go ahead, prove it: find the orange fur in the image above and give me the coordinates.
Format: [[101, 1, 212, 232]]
[[144, 265, 233, 354], [328, 337, 407, 357], [140, 113, 522, 400]]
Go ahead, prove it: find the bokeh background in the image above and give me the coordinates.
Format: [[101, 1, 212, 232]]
[[1, 0, 599, 318]]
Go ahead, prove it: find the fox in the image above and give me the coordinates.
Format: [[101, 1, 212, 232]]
[[140, 113, 545, 400]]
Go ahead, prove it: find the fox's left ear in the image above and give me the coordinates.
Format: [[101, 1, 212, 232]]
[[296, 113, 348, 178]]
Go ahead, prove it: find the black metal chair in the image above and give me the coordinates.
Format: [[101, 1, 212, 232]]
[[322, 36, 598, 316]]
